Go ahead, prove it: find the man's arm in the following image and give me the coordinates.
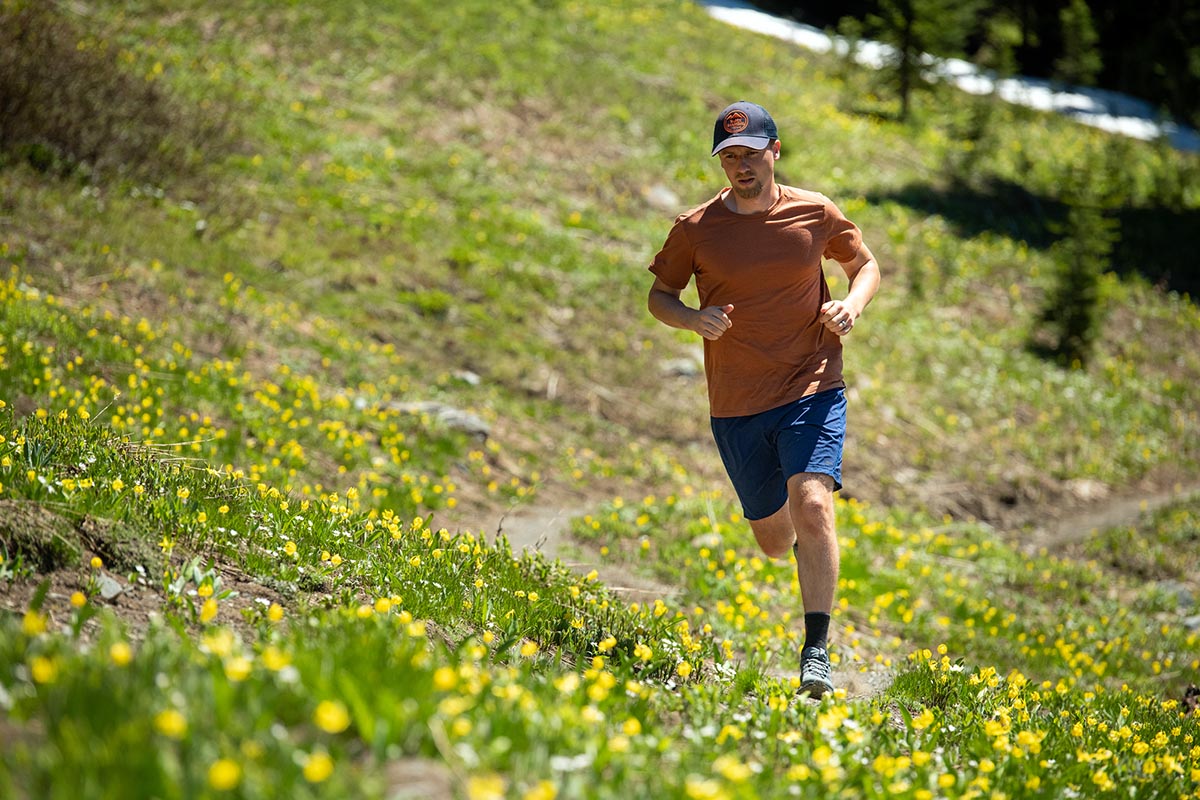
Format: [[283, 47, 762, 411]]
[[648, 277, 735, 341], [818, 244, 880, 336]]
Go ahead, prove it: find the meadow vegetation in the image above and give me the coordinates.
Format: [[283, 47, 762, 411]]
[[1, 0, 1198, 797]]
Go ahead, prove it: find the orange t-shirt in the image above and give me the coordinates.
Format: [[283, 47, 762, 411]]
[[649, 185, 863, 418]]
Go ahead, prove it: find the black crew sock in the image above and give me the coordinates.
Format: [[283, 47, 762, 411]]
[[803, 612, 831, 651]]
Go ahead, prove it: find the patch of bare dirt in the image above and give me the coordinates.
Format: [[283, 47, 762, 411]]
[[0, 556, 288, 644], [0, 500, 291, 643], [378, 756, 455, 800]]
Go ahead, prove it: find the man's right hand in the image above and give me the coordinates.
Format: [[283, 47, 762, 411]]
[[693, 304, 734, 340]]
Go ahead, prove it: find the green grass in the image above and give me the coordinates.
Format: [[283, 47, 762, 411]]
[[3, 414, 1197, 798], [2, 0, 1199, 797]]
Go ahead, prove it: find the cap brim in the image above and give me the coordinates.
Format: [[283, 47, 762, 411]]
[[711, 135, 772, 156]]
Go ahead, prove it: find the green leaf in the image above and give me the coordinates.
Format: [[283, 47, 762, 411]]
[[30, 578, 51, 612]]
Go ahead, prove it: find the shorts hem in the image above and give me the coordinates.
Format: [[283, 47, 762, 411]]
[[743, 496, 788, 522]]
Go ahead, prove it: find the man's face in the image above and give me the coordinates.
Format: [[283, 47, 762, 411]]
[[718, 142, 779, 199]]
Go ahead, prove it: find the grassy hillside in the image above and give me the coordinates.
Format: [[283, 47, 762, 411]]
[[2, 0, 1198, 798]]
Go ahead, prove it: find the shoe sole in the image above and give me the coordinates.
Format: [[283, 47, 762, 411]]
[[799, 679, 833, 699]]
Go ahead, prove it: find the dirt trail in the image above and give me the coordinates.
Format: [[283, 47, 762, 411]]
[[494, 505, 678, 601], [1031, 481, 1200, 552], [492, 481, 1200, 592]]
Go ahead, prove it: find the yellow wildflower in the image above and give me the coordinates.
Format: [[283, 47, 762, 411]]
[[787, 764, 813, 781], [109, 642, 133, 666], [224, 656, 252, 682], [261, 646, 290, 672], [433, 667, 458, 691], [22, 611, 47, 637], [683, 776, 724, 800], [713, 754, 752, 782], [303, 751, 334, 783], [523, 780, 557, 800], [207, 758, 240, 791], [30, 655, 58, 684], [1092, 769, 1114, 791], [200, 598, 218, 623], [314, 700, 351, 734], [716, 724, 744, 744], [911, 708, 935, 731], [154, 708, 188, 739], [467, 774, 506, 800]]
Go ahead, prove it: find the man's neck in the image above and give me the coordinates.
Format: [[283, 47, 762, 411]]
[[724, 182, 780, 215]]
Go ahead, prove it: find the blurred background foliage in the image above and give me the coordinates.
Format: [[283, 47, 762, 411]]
[[752, 0, 1200, 130]]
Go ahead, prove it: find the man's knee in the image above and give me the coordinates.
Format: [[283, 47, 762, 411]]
[[787, 474, 835, 535], [792, 494, 830, 526]]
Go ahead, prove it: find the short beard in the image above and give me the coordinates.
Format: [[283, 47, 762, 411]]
[[732, 181, 764, 200]]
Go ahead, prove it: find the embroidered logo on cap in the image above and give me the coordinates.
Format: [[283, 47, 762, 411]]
[[723, 110, 749, 134]]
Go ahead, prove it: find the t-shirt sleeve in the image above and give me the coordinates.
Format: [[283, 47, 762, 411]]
[[648, 215, 696, 291], [821, 197, 863, 263]]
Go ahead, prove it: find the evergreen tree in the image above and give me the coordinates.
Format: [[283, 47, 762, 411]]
[[1037, 166, 1120, 368], [866, 0, 986, 119], [948, 9, 1023, 180], [1053, 0, 1102, 86]]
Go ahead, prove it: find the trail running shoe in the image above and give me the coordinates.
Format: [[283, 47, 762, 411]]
[[799, 645, 834, 698]]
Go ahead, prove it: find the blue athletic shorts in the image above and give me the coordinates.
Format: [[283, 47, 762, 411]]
[[710, 388, 846, 521]]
